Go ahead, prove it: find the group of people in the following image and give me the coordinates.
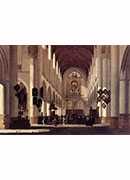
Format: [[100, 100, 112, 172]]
[[38, 106, 99, 126], [85, 106, 100, 125], [38, 111, 60, 125]]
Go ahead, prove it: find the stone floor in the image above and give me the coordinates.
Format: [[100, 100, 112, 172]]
[[0, 124, 130, 135]]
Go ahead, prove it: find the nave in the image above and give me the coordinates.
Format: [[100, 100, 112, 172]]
[[0, 45, 130, 134]]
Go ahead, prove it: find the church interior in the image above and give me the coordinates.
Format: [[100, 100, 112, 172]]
[[0, 45, 130, 134]]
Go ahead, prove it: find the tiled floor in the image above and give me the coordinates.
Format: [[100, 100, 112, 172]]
[[0, 123, 129, 135]]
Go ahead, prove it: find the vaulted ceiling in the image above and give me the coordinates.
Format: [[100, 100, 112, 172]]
[[51, 45, 94, 75]]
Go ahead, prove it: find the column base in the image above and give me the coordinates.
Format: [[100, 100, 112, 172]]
[[95, 117, 101, 124], [10, 117, 31, 129], [101, 116, 130, 129], [0, 115, 5, 128], [101, 117, 111, 125], [30, 117, 38, 124], [109, 117, 119, 128], [101, 117, 119, 128], [119, 114, 130, 129], [128, 115, 130, 128]]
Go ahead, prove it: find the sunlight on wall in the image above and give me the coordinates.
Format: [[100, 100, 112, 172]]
[[57, 107, 61, 116], [102, 108, 107, 118], [81, 85, 87, 97], [42, 101, 45, 116], [48, 45, 51, 60], [53, 53, 56, 69], [47, 102, 50, 116], [98, 102, 102, 117], [42, 45, 46, 50]]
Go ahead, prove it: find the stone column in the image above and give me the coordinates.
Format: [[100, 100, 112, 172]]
[[0, 83, 5, 128], [46, 102, 50, 116], [44, 101, 47, 116], [119, 69, 130, 128], [28, 46, 39, 124], [34, 51, 40, 88], [29, 56, 34, 124], [102, 46, 111, 123], [0, 80, 10, 128], [41, 100, 44, 115], [119, 77, 128, 128], [102, 52, 108, 120], [4, 81, 10, 128], [119, 51, 130, 128], [10, 46, 18, 122], [127, 79, 130, 127], [106, 47, 111, 118], [110, 46, 119, 128], [96, 46, 102, 118]]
